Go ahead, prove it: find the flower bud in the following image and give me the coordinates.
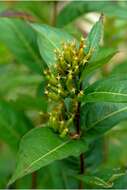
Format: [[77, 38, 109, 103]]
[[42, 37, 94, 138], [48, 92, 60, 101], [60, 128, 68, 138]]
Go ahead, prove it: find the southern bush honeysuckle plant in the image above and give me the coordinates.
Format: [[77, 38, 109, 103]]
[[8, 15, 127, 189], [44, 38, 93, 138]]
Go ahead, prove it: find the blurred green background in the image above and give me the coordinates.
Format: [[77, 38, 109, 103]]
[[0, 1, 127, 188]]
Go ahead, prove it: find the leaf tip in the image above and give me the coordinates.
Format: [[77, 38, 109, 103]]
[[7, 177, 15, 188]]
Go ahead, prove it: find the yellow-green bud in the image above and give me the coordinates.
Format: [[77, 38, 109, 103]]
[[48, 92, 60, 101], [60, 128, 68, 138]]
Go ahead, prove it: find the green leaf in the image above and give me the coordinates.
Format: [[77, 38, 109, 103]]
[[10, 95, 48, 112], [31, 23, 75, 68], [76, 168, 126, 188], [0, 100, 33, 149], [85, 16, 103, 55], [0, 63, 42, 96], [81, 102, 127, 135], [85, 137, 104, 169], [11, 1, 52, 24], [80, 48, 117, 81], [111, 60, 127, 75], [37, 162, 72, 189], [0, 18, 44, 73], [8, 127, 88, 185], [0, 43, 13, 65], [0, 145, 15, 188], [57, 1, 127, 27], [113, 174, 127, 189], [83, 77, 127, 103]]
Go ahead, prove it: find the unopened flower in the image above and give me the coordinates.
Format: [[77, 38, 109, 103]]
[[43, 37, 93, 137]]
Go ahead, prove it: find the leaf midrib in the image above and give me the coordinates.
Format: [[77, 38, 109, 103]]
[[36, 27, 58, 50], [0, 117, 21, 139], [8, 21, 42, 67], [24, 139, 70, 173], [87, 106, 127, 131], [90, 22, 101, 49], [86, 91, 127, 98]]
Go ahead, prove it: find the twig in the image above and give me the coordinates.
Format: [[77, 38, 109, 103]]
[[79, 154, 85, 189], [31, 171, 37, 189], [52, 1, 58, 26], [75, 102, 85, 189]]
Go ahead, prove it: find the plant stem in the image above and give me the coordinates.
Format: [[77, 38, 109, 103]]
[[52, 1, 58, 26], [75, 102, 81, 134], [31, 171, 37, 189], [75, 102, 85, 189], [79, 154, 85, 189]]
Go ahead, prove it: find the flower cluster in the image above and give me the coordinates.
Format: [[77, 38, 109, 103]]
[[44, 38, 93, 137]]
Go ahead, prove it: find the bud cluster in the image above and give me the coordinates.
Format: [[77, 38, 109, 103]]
[[43, 38, 93, 137]]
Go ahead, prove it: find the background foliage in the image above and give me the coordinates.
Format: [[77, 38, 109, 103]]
[[0, 1, 127, 189]]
